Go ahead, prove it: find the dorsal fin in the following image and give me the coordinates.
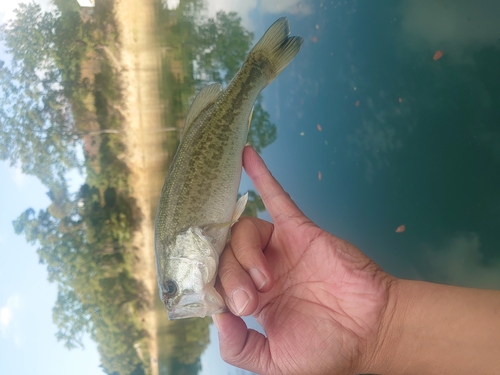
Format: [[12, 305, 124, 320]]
[[182, 83, 222, 138]]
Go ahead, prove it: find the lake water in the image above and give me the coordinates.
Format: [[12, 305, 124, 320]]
[[1, 0, 500, 374]]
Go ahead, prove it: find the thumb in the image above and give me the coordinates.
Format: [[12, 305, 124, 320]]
[[213, 313, 272, 374]]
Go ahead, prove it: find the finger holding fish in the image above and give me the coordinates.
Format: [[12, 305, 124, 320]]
[[216, 216, 275, 316], [216, 244, 257, 316]]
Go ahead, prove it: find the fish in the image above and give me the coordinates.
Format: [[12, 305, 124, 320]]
[[154, 18, 303, 320]]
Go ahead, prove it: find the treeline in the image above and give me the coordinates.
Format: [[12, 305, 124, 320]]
[[1, 1, 149, 374], [1, 0, 271, 374]]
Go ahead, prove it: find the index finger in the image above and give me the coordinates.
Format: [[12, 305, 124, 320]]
[[243, 145, 305, 224]]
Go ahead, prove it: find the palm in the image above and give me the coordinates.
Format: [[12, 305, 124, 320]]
[[215, 147, 391, 375], [255, 218, 389, 374]]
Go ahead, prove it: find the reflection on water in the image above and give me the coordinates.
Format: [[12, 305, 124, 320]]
[[2, 0, 500, 374]]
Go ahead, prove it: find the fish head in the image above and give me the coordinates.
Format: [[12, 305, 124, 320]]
[[158, 227, 226, 319]]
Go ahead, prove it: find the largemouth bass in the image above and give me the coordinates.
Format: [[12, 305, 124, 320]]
[[154, 18, 302, 320]]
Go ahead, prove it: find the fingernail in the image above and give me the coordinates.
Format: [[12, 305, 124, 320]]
[[249, 268, 268, 290], [232, 289, 250, 315]]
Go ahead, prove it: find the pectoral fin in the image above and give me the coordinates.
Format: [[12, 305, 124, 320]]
[[203, 193, 249, 232], [204, 221, 234, 231], [232, 192, 248, 223]]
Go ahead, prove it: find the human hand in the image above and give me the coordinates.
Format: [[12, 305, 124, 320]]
[[213, 146, 395, 375]]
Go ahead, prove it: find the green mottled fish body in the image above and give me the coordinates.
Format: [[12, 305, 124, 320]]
[[154, 18, 302, 320]]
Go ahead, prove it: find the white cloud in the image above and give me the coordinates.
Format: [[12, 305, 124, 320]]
[[400, 0, 500, 63], [0, 0, 54, 25], [205, 0, 311, 29], [259, 0, 312, 16], [163, 0, 180, 10], [0, 294, 20, 339], [0, 306, 12, 328], [3, 161, 50, 190], [422, 233, 500, 290], [206, 0, 257, 28], [10, 164, 27, 188]]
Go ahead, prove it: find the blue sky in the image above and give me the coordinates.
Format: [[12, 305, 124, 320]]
[[0, 161, 103, 375]]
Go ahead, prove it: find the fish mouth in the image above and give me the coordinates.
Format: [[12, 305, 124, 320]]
[[168, 303, 206, 319], [166, 291, 227, 320]]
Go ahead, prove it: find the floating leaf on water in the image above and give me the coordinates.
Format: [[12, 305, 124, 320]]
[[395, 224, 406, 233], [317, 124, 322, 131], [433, 50, 444, 60]]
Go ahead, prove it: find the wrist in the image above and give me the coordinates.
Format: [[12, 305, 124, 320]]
[[356, 276, 409, 375]]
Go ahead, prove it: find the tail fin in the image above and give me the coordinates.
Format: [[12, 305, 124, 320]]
[[248, 17, 303, 83]]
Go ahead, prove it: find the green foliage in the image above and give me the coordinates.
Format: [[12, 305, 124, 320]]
[[52, 285, 93, 348], [193, 11, 254, 84], [13, 180, 145, 375], [52, 0, 80, 13], [0, 2, 98, 186], [168, 318, 211, 364], [240, 190, 266, 218], [4, 2, 145, 373], [169, 358, 202, 375], [248, 98, 277, 153]]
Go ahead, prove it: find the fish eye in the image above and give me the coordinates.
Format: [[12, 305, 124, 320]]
[[163, 280, 178, 298]]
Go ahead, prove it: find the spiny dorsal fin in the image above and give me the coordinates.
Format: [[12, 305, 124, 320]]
[[182, 83, 222, 138]]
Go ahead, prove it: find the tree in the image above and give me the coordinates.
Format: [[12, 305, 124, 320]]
[[193, 11, 254, 84], [5, 3, 147, 374], [13, 182, 145, 374], [247, 99, 277, 153], [240, 190, 266, 218], [0, 3, 81, 186], [169, 318, 211, 364]]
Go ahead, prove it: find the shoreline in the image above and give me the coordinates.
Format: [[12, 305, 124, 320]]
[[112, 0, 169, 373]]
